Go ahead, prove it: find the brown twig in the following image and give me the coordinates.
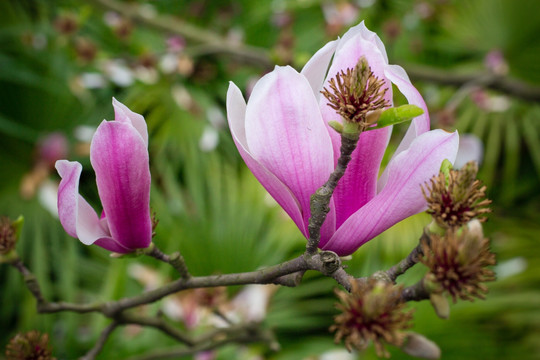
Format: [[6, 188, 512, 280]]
[[144, 244, 191, 279], [125, 323, 277, 360], [401, 279, 430, 302], [385, 231, 430, 282], [117, 313, 194, 345], [87, 0, 272, 67], [405, 65, 540, 102], [79, 321, 119, 360]]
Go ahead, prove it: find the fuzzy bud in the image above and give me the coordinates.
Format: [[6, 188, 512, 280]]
[[421, 230, 496, 303], [5, 330, 55, 360], [0, 216, 22, 256], [331, 278, 414, 357], [422, 161, 491, 229]]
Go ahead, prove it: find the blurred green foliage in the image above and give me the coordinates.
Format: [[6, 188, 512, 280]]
[[1, 0, 539, 359]]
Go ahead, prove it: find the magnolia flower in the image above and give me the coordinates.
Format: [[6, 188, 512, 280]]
[[226, 22, 459, 255], [56, 99, 152, 253]]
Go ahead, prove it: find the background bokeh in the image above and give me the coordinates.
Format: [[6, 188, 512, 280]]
[[1, 0, 539, 359]]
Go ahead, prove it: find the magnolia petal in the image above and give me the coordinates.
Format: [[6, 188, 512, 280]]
[[384, 64, 430, 152], [90, 120, 152, 250], [323, 130, 459, 255], [377, 64, 431, 191], [319, 31, 393, 230], [55, 160, 112, 245], [301, 39, 338, 97], [336, 21, 388, 64], [112, 98, 149, 147], [94, 237, 133, 253], [226, 82, 307, 236], [327, 127, 392, 233], [244, 67, 336, 239]]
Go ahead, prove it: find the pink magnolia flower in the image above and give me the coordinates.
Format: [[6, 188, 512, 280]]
[[226, 22, 459, 256], [55, 99, 152, 253]]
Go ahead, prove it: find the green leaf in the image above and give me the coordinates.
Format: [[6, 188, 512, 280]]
[[371, 104, 424, 130]]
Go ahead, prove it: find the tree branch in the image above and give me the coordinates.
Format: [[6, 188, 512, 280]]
[[385, 231, 429, 282], [125, 323, 276, 360], [117, 313, 194, 346], [87, 0, 272, 67], [144, 244, 191, 279], [405, 64, 540, 102], [80, 321, 119, 360], [401, 279, 430, 302]]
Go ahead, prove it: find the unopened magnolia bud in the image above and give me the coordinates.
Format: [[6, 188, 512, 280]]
[[429, 293, 450, 319], [401, 332, 441, 359]]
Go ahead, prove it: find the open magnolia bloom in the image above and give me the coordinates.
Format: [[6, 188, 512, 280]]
[[227, 22, 459, 256], [55, 99, 152, 253]]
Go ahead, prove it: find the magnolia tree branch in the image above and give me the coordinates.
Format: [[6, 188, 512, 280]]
[[6, 232, 436, 358], [87, 0, 272, 67], [385, 231, 430, 282], [9, 252, 348, 317], [125, 324, 277, 360], [117, 313, 194, 345], [404, 65, 540, 102], [401, 279, 430, 302], [143, 244, 191, 279], [80, 321, 119, 360]]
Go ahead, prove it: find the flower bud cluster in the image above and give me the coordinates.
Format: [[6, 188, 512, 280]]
[[0, 217, 17, 255], [422, 161, 491, 229], [5, 330, 55, 360], [421, 227, 496, 303], [331, 278, 413, 358], [421, 162, 496, 307]]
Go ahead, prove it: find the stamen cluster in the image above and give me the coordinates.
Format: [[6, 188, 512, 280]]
[[322, 56, 390, 126], [421, 229, 496, 303], [422, 162, 491, 228], [5, 330, 55, 360], [0, 217, 16, 255], [331, 279, 414, 358]]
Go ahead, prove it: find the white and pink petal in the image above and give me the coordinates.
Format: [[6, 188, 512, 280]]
[[90, 120, 152, 251], [244, 66, 336, 237]]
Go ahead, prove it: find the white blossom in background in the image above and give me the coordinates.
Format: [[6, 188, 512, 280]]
[[199, 126, 219, 152], [496, 257, 527, 280], [319, 349, 357, 360], [101, 60, 134, 87], [38, 180, 59, 218], [172, 85, 195, 110], [80, 73, 107, 89]]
